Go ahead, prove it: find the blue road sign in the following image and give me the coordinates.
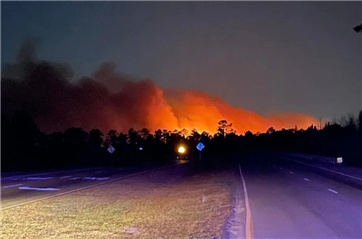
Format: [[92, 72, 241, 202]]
[[196, 142, 205, 151], [107, 145, 115, 154]]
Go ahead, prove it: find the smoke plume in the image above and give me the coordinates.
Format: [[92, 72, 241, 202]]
[[1, 41, 318, 134]]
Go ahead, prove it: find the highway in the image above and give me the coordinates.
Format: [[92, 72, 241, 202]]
[[240, 153, 362, 238], [1, 153, 362, 238]]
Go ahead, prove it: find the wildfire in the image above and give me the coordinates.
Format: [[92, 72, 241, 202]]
[[163, 89, 318, 134], [2, 61, 319, 135]]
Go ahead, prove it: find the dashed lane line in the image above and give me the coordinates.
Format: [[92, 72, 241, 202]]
[[83, 177, 109, 180], [328, 189, 338, 194], [25, 177, 53, 180], [18, 187, 60, 191], [2, 167, 104, 180], [284, 158, 362, 181], [2, 184, 23, 189], [304, 178, 310, 182]]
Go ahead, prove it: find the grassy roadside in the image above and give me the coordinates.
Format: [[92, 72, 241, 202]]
[[2, 164, 238, 239]]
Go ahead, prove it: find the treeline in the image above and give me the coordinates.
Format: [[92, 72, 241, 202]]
[[1, 111, 362, 172], [250, 112, 362, 166]]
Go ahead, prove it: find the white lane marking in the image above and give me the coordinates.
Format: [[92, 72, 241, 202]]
[[95, 171, 102, 174], [328, 189, 338, 194], [83, 177, 95, 180], [304, 178, 310, 182], [83, 177, 109, 181], [18, 186, 60, 191], [1, 164, 176, 211], [70, 177, 80, 180], [285, 159, 362, 181], [238, 164, 253, 239], [3, 183, 23, 189], [289, 171, 295, 174], [25, 177, 53, 180], [2, 167, 104, 180], [60, 176, 71, 179]]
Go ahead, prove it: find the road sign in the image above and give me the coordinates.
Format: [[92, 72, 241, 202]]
[[107, 145, 115, 154], [196, 142, 205, 151]]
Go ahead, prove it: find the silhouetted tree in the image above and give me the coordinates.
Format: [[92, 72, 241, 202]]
[[128, 128, 139, 145], [139, 128, 151, 140], [63, 127, 88, 166], [106, 130, 118, 146], [217, 120, 234, 137], [358, 110, 362, 133], [5, 111, 41, 170], [89, 129, 103, 147], [266, 127, 276, 135]]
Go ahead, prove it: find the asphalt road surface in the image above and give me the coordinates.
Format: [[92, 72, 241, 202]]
[[240, 153, 362, 239], [1, 164, 165, 209]]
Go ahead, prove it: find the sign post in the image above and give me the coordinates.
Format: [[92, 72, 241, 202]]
[[196, 142, 205, 161], [107, 145, 115, 166]]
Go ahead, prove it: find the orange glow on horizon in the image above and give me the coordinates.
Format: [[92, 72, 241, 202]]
[[79, 83, 319, 135], [148, 89, 319, 135]]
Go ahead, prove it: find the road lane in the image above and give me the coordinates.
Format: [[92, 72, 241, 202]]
[[240, 154, 362, 238], [276, 153, 362, 190], [1, 164, 169, 209], [1, 167, 105, 181]]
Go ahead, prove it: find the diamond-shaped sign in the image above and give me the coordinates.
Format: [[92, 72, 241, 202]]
[[196, 142, 205, 151], [107, 145, 115, 154]]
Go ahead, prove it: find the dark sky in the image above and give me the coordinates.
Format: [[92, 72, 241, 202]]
[[2, 1, 361, 121]]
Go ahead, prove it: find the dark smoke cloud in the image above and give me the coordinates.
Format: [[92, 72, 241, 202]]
[[2, 40, 179, 133]]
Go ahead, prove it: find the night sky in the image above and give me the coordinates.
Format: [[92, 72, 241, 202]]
[[2, 1, 361, 122]]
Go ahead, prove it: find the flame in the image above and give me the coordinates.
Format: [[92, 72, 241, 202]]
[[164, 89, 318, 134]]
